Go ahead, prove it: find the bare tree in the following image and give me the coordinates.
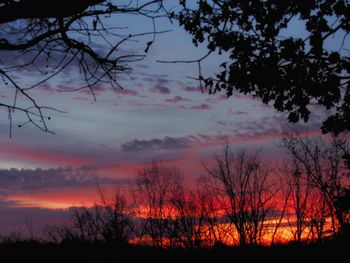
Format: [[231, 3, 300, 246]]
[[0, 0, 169, 135], [307, 188, 328, 242], [202, 146, 276, 246], [284, 162, 312, 243], [46, 190, 133, 244], [196, 178, 232, 246], [269, 179, 291, 245], [282, 134, 350, 235], [96, 190, 134, 245], [70, 205, 102, 242], [171, 189, 208, 249], [133, 160, 183, 248]]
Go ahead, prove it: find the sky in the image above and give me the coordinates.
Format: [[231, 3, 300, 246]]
[[0, 1, 338, 236]]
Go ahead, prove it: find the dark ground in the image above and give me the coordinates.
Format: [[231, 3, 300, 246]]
[[0, 239, 348, 262]]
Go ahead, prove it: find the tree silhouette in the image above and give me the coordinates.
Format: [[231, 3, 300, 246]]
[[171, 189, 208, 249], [0, 0, 167, 135], [133, 160, 184, 248], [46, 190, 134, 244], [284, 161, 315, 243], [2, 1, 350, 136], [202, 146, 276, 246], [176, 0, 350, 135], [282, 134, 349, 234]]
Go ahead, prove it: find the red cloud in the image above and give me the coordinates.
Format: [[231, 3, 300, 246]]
[[6, 185, 107, 209], [0, 141, 94, 167]]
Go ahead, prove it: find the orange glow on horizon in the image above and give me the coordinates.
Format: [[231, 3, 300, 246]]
[[4, 184, 122, 210], [5, 186, 337, 245]]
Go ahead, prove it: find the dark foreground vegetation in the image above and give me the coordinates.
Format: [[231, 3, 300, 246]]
[[0, 237, 349, 262], [1, 134, 349, 261]]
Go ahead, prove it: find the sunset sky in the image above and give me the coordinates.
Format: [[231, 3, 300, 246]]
[[0, 4, 338, 235]]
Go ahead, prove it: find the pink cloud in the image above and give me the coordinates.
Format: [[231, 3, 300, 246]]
[[78, 86, 107, 96], [205, 94, 228, 104], [191, 104, 211, 110], [149, 86, 171, 95], [182, 86, 208, 93], [37, 84, 54, 93], [165, 96, 191, 103], [116, 89, 139, 96], [0, 141, 94, 167], [216, 120, 228, 126]]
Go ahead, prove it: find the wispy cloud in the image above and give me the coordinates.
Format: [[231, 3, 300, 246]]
[[120, 136, 195, 152], [182, 86, 208, 93], [115, 88, 140, 96], [165, 96, 191, 103], [191, 103, 210, 110], [228, 109, 249, 116], [216, 120, 229, 126], [0, 140, 94, 167], [149, 85, 171, 95], [0, 167, 131, 192]]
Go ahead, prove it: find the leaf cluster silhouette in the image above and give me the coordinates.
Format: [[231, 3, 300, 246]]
[[177, 0, 350, 135]]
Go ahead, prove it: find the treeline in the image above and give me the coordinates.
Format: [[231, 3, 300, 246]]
[[12, 134, 350, 249]]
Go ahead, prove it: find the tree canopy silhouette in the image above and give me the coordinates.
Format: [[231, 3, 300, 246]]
[[176, 0, 350, 135], [0, 0, 167, 135], [1, 0, 350, 136]]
